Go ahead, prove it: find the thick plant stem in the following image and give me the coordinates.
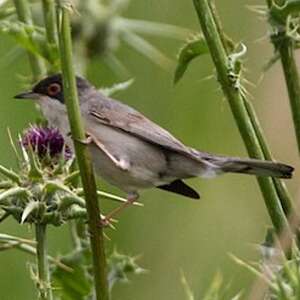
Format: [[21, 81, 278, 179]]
[[12, 0, 45, 81], [35, 224, 52, 300], [56, 4, 109, 300], [243, 99, 294, 216], [192, 0, 292, 237]]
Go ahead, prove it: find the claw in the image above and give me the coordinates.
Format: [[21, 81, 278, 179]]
[[99, 192, 139, 227]]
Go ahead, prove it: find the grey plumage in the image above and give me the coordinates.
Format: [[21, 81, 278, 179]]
[[14, 74, 294, 200]]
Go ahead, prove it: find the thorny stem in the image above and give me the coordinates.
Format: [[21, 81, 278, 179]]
[[35, 224, 52, 300], [56, 2, 109, 300], [12, 0, 45, 81], [192, 0, 292, 239], [267, 1, 300, 155]]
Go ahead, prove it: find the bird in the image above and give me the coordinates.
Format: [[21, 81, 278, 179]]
[[15, 73, 294, 214]]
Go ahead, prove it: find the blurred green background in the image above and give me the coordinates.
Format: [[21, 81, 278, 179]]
[[0, 0, 298, 299]]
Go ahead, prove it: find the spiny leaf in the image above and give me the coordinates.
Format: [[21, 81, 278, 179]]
[[59, 195, 85, 210], [7, 128, 20, 162], [52, 250, 92, 300], [0, 233, 35, 245], [174, 35, 208, 84], [21, 201, 39, 224], [0, 181, 13, 189], [44, 180, 75, 195], [27, 144, 43, 180], [0, 21, 59, 66], [63, 170, 80, 185], [0, 187, 27, 204], [108, 250, 146, 291], [100, 78, 135, 96], [0, 165, 21, 184]]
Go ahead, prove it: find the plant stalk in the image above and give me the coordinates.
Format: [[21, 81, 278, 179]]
[[266, 1, 300, 155], [192, 0, 292, 237], [56, 3, 109, 300], [42, 0, 57, 45], [35, 224, 52, 300], [278, 36, 300, 154], [12, 0, 45, 81]]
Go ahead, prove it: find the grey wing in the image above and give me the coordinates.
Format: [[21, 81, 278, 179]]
[[85, 92, 197, 159]]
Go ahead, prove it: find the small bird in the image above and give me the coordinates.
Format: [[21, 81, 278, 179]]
[[15, 74, 294, 207]]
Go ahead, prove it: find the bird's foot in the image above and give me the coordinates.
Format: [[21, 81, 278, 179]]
[[100, 192, 139, 227], [73, 135, 93, 145]]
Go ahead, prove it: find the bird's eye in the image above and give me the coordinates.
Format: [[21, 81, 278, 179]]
[[47, 83, 61, 96]]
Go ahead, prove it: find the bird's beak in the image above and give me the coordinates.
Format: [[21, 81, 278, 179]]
[[14, 91, 40, 100]]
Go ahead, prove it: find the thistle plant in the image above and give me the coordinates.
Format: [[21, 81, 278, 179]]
[[0, 126, 142, 299], [1, 0, 300, 299]]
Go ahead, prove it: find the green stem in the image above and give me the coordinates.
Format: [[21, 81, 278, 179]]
[[41, 0, 58, 74], [267, 1, 300, 155], [56, 3, 109, 300], [42, 0, 57, 45], [192, 0, 292, 237], [243, 98, 294, 216], [12, 0, 45, 81], [35, 224, 52, 300], [279, 36, 300, 154]]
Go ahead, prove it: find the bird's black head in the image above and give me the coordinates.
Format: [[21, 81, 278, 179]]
[[14, 73, 92, 103]]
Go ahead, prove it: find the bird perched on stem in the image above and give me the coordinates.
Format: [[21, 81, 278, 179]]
[[15, 74, 294, 220]]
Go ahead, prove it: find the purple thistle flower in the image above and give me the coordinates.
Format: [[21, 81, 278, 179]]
[[22, 127, 72, 160]]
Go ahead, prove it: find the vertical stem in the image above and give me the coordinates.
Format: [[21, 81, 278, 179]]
[[192, 0, 292, 237], [267, 1, 300, 155], [42, 0, 57, 45], [35, 224, 52, 300], [56, 3, 109, 300], [278, 36, 300, 154], [41, 0, 58, 74], [12, 0, 45, 81]]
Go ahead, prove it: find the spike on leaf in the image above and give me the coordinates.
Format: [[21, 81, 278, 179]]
[[21, 201, 39, 224]]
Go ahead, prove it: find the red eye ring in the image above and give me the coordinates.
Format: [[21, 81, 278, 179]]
[[47, 83, 61, 96]]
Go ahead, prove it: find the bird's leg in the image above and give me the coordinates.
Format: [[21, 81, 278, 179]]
[[101, 192, 139, 226]]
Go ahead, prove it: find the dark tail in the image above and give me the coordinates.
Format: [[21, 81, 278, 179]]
[[198, 152, 294, 179]]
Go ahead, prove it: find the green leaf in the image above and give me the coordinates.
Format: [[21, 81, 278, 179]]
[[0, 165, 21, 184], [174, 35, 208, 84], [63, 170, 80, 185], [100, 78, 135, 96], [52, 250, 92, 300], [0, 187, 28, 204], [180, 271, 195, 300], [0, 21, 59, 67], [108, 250, 146, 291]]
